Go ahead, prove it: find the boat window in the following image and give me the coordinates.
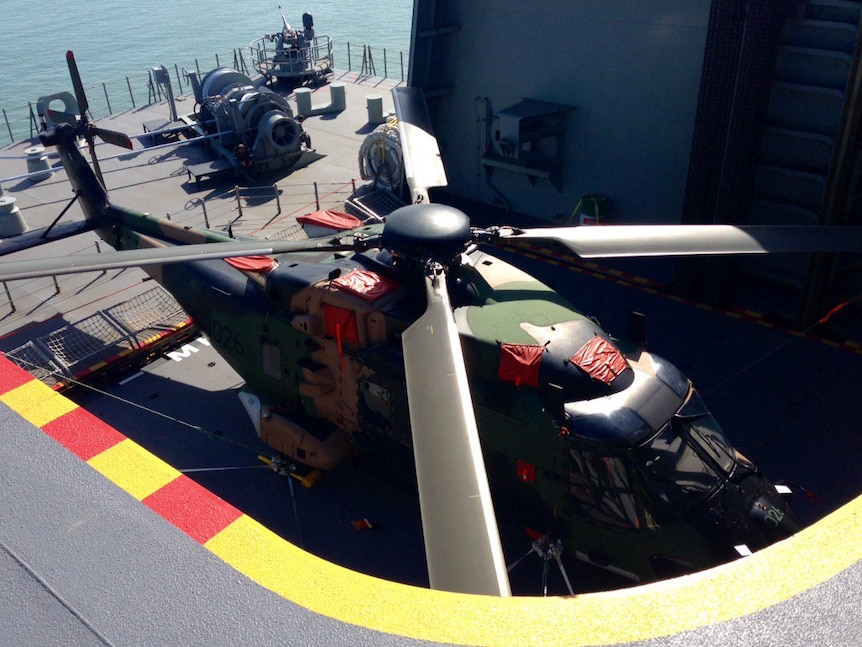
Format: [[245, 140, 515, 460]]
[[567, 445, 641, 530]]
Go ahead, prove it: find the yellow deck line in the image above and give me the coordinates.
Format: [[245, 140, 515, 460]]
[[205, 496, 861, 646], [0, 378, 78, 427], [87, 438, 182, 500]]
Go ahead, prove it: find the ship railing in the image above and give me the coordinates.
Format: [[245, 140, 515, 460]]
[[248, 35, 335, 80], [169, 179, 364, 239], [0, 41, 407, 146], [0, 179, 366, 327]]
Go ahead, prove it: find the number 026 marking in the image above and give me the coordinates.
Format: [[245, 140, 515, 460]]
[[765, 507, 785, 527], [210, 318, 245, 355]]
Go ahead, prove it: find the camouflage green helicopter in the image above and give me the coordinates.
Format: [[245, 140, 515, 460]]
[[5, 52, 862, 597]]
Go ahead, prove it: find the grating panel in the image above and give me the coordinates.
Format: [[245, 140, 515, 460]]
[[4, 342, 70, 387], [263, 222, 306, 241], [347, 188, 406, 221], [39, 314, 133, 368], [105, 287, 189, 346]]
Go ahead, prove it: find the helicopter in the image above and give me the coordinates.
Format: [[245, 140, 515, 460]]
[[5, 52, 862, 598]]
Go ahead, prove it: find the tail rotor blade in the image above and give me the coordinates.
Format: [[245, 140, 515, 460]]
[[85, 137, 106, 187], [402, 266, 511, 596], [64, 51, 133, 187], [66, 50, 89, 117], [93, 126, 134, 150]]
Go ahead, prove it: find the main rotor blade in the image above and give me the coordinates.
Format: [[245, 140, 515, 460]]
[[496, 224, 862, 258], [0, 220, 98, 257], [392, 86, 448, 203], [0, 239, 352, 281], [66, 51, 89, 117], [402, 267, 511, 597]]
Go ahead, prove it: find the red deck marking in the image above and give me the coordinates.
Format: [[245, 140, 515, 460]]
[[41, 406, 126, 460], [2, 355, 244, 546], [142, 475, 243, 544], [0, 357, 37, 392]]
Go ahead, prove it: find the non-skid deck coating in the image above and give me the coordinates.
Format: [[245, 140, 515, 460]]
[[1, 71, 861, 646], [1, 353, 861, 647]]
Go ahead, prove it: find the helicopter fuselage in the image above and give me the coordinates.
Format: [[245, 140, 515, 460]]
[[110, 213, 798, 582], [42, 122, 799, 585]]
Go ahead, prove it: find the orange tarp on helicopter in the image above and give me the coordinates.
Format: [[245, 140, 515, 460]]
[[323, 303, 360, 346], [571, 335, 628, 384], [332, 270, 399, 303], [297, 210, 362, 230], [224, 255, 277, 272], [498, 343, 545, 388]]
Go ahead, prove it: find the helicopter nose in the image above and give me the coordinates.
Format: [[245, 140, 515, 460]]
[[747, 492, 801, 540]]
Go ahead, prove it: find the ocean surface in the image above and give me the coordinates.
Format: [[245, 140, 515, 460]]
[[0, 0, 413, 143]]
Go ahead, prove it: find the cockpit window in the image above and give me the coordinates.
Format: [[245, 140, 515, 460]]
[[632, 392, 735, 519], [634, 424, 719, 517], [567, 446, 641, 530], [679, 392, 736, 474]]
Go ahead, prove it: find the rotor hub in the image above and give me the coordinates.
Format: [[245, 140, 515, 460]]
[[38, 122, 78, 147], [381, 204, 472, 267]]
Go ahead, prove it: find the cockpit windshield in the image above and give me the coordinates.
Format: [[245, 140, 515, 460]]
[[633, 390, 737, 518], [678, 392, 736, 474]]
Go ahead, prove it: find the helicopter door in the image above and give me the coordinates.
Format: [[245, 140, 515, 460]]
[[567, 444, 642, 531]]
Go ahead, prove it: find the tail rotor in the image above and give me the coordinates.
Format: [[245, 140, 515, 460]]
[[64, 51, 134, 185]]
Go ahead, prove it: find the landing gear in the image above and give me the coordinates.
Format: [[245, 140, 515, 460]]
[[507, 535, 575, 596]]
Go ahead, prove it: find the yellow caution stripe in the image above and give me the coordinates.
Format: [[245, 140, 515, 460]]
[[203, 496, 861, 646]]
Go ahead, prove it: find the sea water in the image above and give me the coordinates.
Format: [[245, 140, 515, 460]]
[[0, 0, 412, 142]]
